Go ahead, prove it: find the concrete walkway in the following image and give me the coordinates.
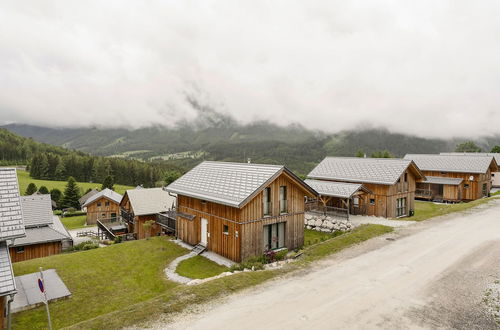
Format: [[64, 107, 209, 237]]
[[350, 215, 416, 228]]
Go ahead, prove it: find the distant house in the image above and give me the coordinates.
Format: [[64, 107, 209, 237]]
[[82, 188, 123, 225], [79, 188, 99, 211], [10, 194, 73, 263], [307, 157, 425, 218], [441, 152, 500, 188], [0, 168, 26, 328], [120, 188, 175, 239], [405, 154, 498, 202], [166, 161, 317, 262]]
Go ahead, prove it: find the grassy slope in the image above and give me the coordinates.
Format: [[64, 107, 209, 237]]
[[13, 237, 188, 329], [176, 255, 229, 279], [304, 228, 342, 247], [60, 215, 87, 230], [410, 198, 499, 222], [65, 224, 393, 329], [17, 170, 133, 196]]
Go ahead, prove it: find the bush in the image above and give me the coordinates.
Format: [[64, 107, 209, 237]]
[[53, 210, 63, 215], [264, 250, 276, 263], [114, 236, 122, 244], [68, 240, 99, 252], [275, 249, 288, 261], [63, 210, 86, 218]]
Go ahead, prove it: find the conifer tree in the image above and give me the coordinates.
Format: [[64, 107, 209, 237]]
[[61, 177, 81, 209], [25, 183, 38, 195], [38, 185, 49, 194], [101, 175, 114, 191]]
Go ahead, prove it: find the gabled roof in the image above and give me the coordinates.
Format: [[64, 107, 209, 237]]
[[307, 157, 424, 185], [20, 194, 53, 228], [440, 152, 500, 166], [305, 179, 371, 199], [0, 242, 15, 296], [0, 168, 25, 241], [166, 161, 316, 208], [423, 176, 463, 186], [82, 188, 123, 208], [79, 189, 99, 206], [405, 154, 497, 174], [123, 188, 175, 216]]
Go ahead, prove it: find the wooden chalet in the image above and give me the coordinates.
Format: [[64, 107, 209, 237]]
[[307, 157, 425, 218], [166, 161, 317, 262], [304, 179, 372, 219], [10, 194, 73, 263], [0, 168, 26, 329], [405, 154, 498, 202], [82, 188, 123, 225], [441, 152, 500, 188], [120, 188, 176, 239], [79, 188, 99, 210]]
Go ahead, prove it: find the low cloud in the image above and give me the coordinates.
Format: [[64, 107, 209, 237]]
[[1, 1, 499, 138]]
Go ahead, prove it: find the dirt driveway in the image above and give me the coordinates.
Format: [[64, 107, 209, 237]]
[[155, 200, 500, 329]]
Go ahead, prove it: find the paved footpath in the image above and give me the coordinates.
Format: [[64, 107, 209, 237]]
[[157, 200, 500, 329]]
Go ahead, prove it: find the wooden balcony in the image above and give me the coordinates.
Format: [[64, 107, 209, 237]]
[[305, 202, 349, 220]]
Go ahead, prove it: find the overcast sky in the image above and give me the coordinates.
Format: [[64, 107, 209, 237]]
[[1, 1, 499, 138]]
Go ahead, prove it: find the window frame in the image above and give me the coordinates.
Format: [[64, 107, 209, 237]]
[[16, 246, 25, 254], [223, 224, 229, 235], [263, 187, 272, 217], [396, 197, 407, 217], [279, 185, 288, 214]]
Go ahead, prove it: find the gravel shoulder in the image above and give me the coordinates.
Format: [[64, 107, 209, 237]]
[[153, 199, 500, 329]]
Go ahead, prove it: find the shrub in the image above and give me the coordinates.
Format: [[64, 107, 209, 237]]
[[114, 236, 122, 244], [275, 249, 288, 261], [63, 210, 86, 218], [68, 240, 99, 252], [264, 250, 276, 263]]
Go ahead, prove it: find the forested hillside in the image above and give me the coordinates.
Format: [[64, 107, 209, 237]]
[[0, 129, 184, 187]]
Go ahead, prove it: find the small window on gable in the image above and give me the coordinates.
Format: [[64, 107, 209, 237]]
[[464, 183, 470, 189], [370, 199, 375, 205], [201, 200, 207, 205], [97, 202, 102, 207], [404, 173, 408, 182], [223, 225, 229, 235], [440, 172, 446, 175], [105, 201, 110, 206], [16, 246, 25, 253]]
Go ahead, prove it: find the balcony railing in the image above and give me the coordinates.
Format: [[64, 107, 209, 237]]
[[156, 212, 176, 232], [415, 189, 432, 198], [121, 208, 134, 224], [305, 202, 349, 220]]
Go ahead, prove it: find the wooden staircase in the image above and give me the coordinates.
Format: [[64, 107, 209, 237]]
[[192, 244, 206, 255]]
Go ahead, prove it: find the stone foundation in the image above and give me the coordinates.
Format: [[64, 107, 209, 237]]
[[304, 212, 353, 233]]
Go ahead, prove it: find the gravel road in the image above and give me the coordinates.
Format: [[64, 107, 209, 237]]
[[151, 200, 500, 329]]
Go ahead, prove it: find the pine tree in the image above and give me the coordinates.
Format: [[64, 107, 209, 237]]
[[25, 183, 38, 195], [54, 160, 66, 180], [61, 177, 81, 209], [101, 175, 114, 191], [455, 141, 482, 153], [39, 153, 49, 179], [38, 185, 49, 194], [29, 153, 41, 178], [50, 188, 62, 208], [491, 146, 500, 153]]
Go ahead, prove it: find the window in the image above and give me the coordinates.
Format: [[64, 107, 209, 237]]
[[464, 183, 470, 189], [279, 186, 287, 214], [396, 197, 407, 217], [404, 173, 408, 182], [263, 187, 271, 216], [263, 222, 285, 250], [97, 202, 102, 207], [223, 225, 229, 235], [16, 246, 25, 253], [111, 213, 117, 221], [492, 173, 496, 177], [353, 197, 359, 207], [105, 201, 110, 206], [482, 183, 488, 196], [370, 198, 375, 205], [101, 213, 106, 219]]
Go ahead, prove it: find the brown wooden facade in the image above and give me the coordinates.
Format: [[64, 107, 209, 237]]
[[119, 194, 162, 240], [316, 168, 419, 218], [86, 196, 121, 225], [416, 170, 493, 201], [176, 172, 315, 262], [9, 241, 62, 263]]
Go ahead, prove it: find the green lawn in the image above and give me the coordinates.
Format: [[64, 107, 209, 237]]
[[12, 237, 188, 329], [304, 228, 342, 247], [16, 170, 133, 196], [410, 198, 499, 222], [56, 224, 393, 329], [176, 255, 229, 279], [60, 215, 87, 230]]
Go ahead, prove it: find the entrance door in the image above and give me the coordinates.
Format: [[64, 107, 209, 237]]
[[200, 218, 208, 246]]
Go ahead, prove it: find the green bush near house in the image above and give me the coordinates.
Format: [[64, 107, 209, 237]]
[[176, 255, 229, 279]]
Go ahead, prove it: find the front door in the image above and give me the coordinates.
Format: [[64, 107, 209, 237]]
[[200, 218, 208, 246]]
